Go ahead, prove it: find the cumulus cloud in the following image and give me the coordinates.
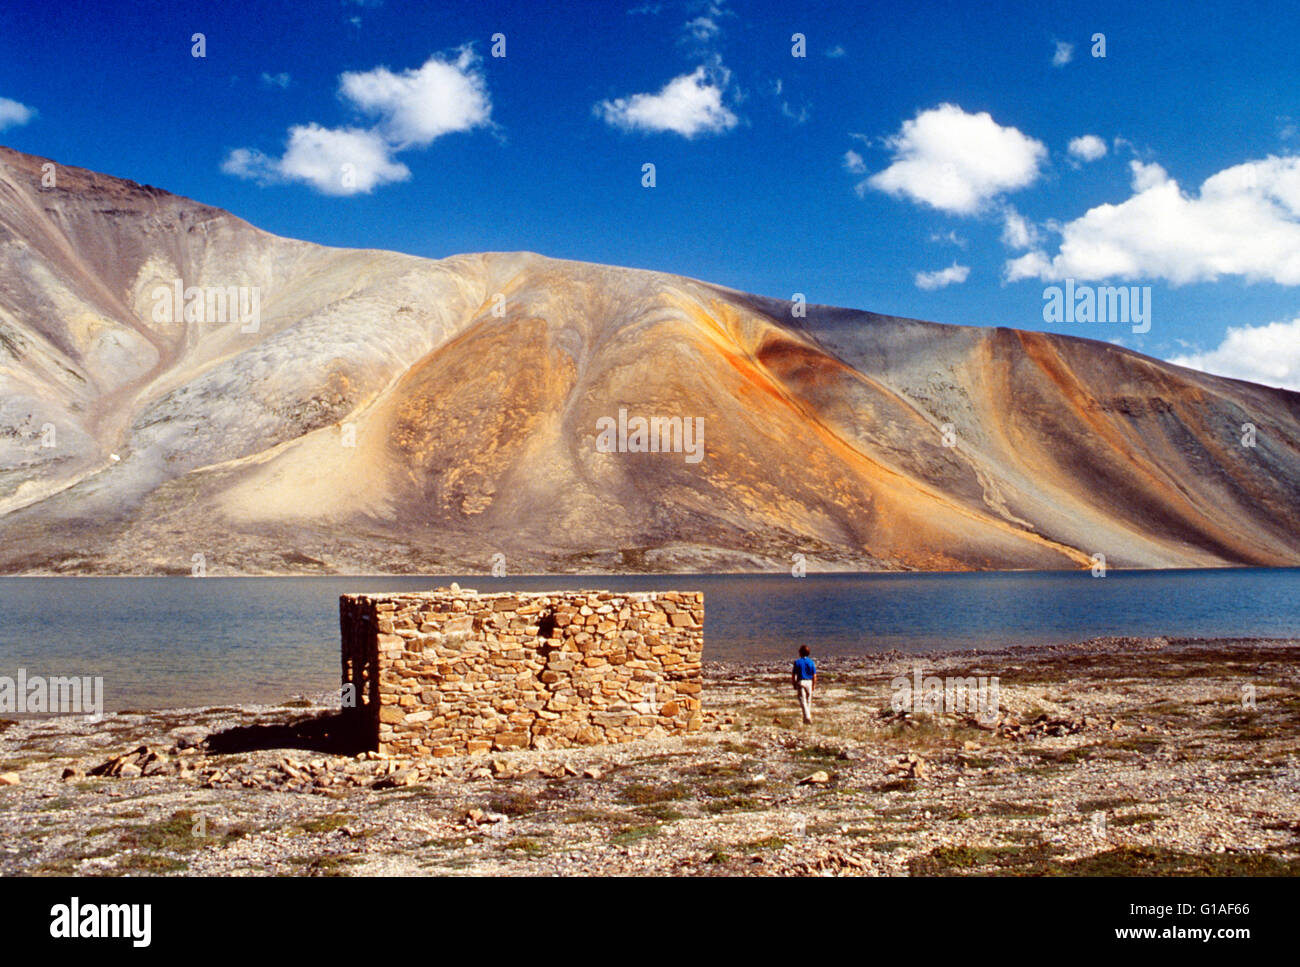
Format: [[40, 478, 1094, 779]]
[[1001, 207, 1040, 249], [223, 50, 490, 195], [842, 149, 866, 175], [280, 125, 410, 194], [260, 72, 291, 89], [1068, 134, 1107, 162], [1052, 40, 1074, 66], [915, 263, 970, 290], [596, 65, 738, 138], [339, 49, 490, 147], [826, 44, 847, 58], [221, 127, 410, 195], [0, 96, 36, 130], [1168, 317, 1300, 392], [862, 103, 1047, 215], [1004, 155, 1300, 284]]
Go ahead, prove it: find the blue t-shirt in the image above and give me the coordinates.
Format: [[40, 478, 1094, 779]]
[[793, 657, 816, 680]]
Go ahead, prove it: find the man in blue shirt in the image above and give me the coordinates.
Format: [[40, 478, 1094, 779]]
[[791, 645, 817, 724]]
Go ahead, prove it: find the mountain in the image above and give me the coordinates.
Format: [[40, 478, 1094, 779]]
[[1, 145, 1298, 575]]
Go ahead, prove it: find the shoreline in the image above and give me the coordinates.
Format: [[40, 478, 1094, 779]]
[[2, 635, 1298, 876]]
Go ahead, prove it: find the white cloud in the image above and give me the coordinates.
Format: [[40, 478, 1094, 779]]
[[1128, 159, 1168, 191], [780, 100, 809, 124], [684, 16, 720, 42], [1052, 40, 1074, 66], [339, 48, 491, 147], [826, 44, 847, 58], [596, 66, 738, 138], [1001, 207, 1040, 249], [0, 97, 36, 130], [1168, 317, 1300, 392], [223, 51, 489, 195], [1004, 155, 1300, 284], [260, 72, 291, 89], [1068, 134, 1107, 162], [223, 126, 410, 195], [842, 149, 866, 175], [863, 103, 1047, 215], [915, 263, 970, 290], [279, 125, 410, 195]]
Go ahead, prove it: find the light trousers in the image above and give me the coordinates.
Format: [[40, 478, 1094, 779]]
[[797, 679, 813, 723]]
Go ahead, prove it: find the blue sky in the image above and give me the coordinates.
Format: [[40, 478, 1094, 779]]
[[3, 0, 1299, 388]]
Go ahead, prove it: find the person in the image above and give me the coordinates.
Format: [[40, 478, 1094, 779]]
[[791, 645, 817, 724]]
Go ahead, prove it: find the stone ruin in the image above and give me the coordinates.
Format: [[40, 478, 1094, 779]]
[[340, 587, 704, 756]]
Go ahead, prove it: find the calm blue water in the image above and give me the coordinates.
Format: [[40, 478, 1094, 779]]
[[1, 569, 1297, 711]]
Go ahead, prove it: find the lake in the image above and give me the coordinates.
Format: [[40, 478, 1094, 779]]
[[1, 568, 1298, 711]]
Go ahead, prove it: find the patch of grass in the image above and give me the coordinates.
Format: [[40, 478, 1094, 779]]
[[502, 837, 547, 856], [33, 856, 86, 876], [912, 841, 1300, 877], [116, 810, 208, 853], [1077, 796, 1140, 813], [1031, 744, 1101, 765], [280, 699, 313, 708], [984, 801, 1051, 818], [1061, 846, 1300, 876], [562, 808, 624, 826], [490, 791, 540, 817], [688, 762, 747, 778], [741, 836, 788, 852], [636, 803, 685, 822], [295, 812, 355, 834], [37, 796, 74, 812], [1110, 812, 1164, 827], [0, 754, 53, 771], [610, 824, 660, 846], [699, 777, 765, 798], [1104, 736, 1165, 753], [702, 796, 762, 814], [115, 852, 190, 874], [618, 782, 688, 805], [909, 842, 1063, 876], [1226, 763, 1277, 779], [288, 854, 363, 876]]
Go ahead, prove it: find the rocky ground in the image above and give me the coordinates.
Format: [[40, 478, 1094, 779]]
[[2, 636, 1298, 877]]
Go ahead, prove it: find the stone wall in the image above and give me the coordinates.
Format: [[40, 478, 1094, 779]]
[[340, 588, 704, 756]]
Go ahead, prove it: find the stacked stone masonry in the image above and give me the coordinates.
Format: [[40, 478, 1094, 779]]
[[340, 588, 704, 756]]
